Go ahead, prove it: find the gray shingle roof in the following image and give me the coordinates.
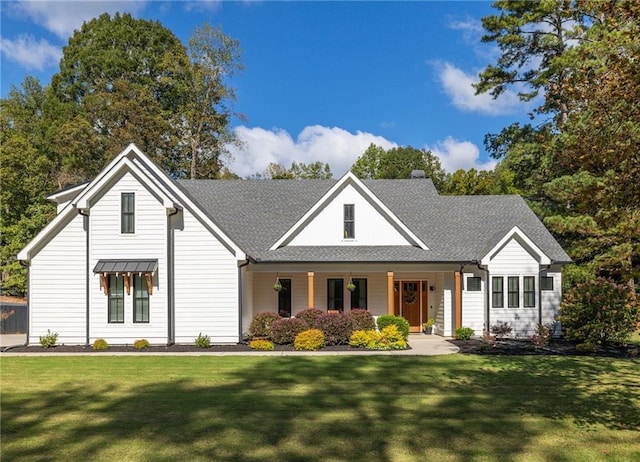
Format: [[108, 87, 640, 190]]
[[177, 178, 571, 264]]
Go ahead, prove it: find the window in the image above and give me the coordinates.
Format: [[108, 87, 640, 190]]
[[133, 274, 150, 323], [467, 277, 481, 291], [508, 277, 519, 308], [343, 204, 354, 239], [121, 193, 135, 234], [523, 276, 536, 308], [492, 277, 503, 308], [278, 279, 292, 317], [350, 278, 367, 309], [327, 278, 344, 311], [108, 275, 124, 323], [541, 276, 554, 291]]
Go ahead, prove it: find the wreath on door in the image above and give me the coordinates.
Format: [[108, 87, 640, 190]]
[[404, 286, 418, 305]]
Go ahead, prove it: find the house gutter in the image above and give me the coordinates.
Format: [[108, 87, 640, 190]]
[[474, 260, 490, 333], [18, 260, 30, 347], [77, 208, 90, 345], [237, 258, 251, 342], [538, 263, 552, 328], [166, 206, 180, 346]]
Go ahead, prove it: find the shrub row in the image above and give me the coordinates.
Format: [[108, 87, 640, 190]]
[[349, 325, 407, 350], [248, 309, 409, 348]]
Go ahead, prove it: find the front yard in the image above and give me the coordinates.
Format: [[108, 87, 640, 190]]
[[1, 355, 639, 461]]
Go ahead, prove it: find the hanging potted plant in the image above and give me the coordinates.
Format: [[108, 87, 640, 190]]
[[346, 279, 356, 292], [273, 278, 282, 292]]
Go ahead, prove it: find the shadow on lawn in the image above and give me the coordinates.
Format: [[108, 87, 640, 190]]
[[2, 356, 639, 461]]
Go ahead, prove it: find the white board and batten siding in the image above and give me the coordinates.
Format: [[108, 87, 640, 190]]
[[541, 269, 563, 335], [89, 172, 168, 344], [28, 213, 87, 345], [173, 209, 239, 344], [461, 271, 485, 335], [288, 184, 410, 246], [487, 237, 541, 337]]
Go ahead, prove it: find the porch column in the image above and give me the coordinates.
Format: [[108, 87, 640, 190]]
[[454, 271, 462, 329], [307, 272, 314, 308], [387, 271, 394, 315]]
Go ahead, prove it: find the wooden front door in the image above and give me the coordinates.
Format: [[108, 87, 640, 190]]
[[402, 281, 421, 332]]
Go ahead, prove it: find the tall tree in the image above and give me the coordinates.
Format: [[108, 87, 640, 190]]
[[351, 144, 447, 190], [256, 161, 332, 180], [0, 78, 56, 294], [441, 167, 516, 196], [180, 23, 244, 179], [542, 1, 640, 288]]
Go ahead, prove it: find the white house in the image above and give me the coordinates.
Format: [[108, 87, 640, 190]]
[[18, 144, 571, 345]]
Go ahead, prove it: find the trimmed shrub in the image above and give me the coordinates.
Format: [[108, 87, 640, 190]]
[[295, 308, 324, 328], [294, 329, 325, 351], [490, 321, 513, 339], [376, 315, 410, 340], [248, 312, 281, 340], [271, 317, 309, 345], [133, 339, 150, 349], [454, 327, 475, 340], [195, 333, 211, 349], [560, 278, 639, 347], [315, 312, 356, 345], [345, 309, 376, 331], [349, 325, 407, 350], [349, 330, 373, 348], [92, 338, 109, 350], [249, 339, 275, 350], [531, 323, 554, 347], [39, 330, 58, 348]]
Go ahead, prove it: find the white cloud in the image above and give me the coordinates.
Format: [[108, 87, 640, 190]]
[[427, 137, 496, 173], [435, 61, 523, 116], [228, 125, 398, 178], [10, 0, 147, 39], [0, 35, 62, 71]]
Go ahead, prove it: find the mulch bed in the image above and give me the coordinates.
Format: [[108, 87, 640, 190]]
[[1, 343, 376, 354], [447, 338, 639, 359]]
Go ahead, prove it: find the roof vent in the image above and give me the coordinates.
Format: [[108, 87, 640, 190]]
[[410, 169, 426, 179]]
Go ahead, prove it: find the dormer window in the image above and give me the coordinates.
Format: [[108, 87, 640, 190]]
[[121, 193, 135, 234], [344, 204, 354, 239]]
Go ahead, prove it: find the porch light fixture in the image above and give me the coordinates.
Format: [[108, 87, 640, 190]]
[[429, 285, 435, 292]]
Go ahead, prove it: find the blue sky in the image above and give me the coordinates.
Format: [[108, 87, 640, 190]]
[[1, 1, 535, 178]]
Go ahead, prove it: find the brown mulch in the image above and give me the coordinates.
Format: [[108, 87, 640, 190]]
[[447, 338, 639, 359]]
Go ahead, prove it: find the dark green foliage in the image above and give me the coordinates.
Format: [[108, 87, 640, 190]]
[[454, 327, 475, 340], [345, 309, 376, 331], [295, 308, 324, 327], [195, 333, 211, 349], [270, 318, 309, 345], [315, 313, 356, 346], [351, 144, 447, 190], [376, 315, 410, 340], [560, 278, 639, 348], [248, 312, 281, 340]]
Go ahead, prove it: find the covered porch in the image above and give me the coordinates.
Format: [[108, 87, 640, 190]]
[[240, 263, 465, 337]]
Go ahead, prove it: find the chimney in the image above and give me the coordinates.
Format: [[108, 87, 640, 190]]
[[410, 169, 426, 179]]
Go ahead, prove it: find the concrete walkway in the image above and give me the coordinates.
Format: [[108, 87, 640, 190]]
[[0, 333, 459, 356]]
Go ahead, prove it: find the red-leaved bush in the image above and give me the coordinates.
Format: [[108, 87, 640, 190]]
[[315, 313, 356, 345], [295, 308, 324, 328], [271, 317, 309, 344], [345, 309, 376, 331], [248, 312, 281, 339]]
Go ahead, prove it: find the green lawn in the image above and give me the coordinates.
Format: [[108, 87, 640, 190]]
[[1, 355, 639, 461]]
